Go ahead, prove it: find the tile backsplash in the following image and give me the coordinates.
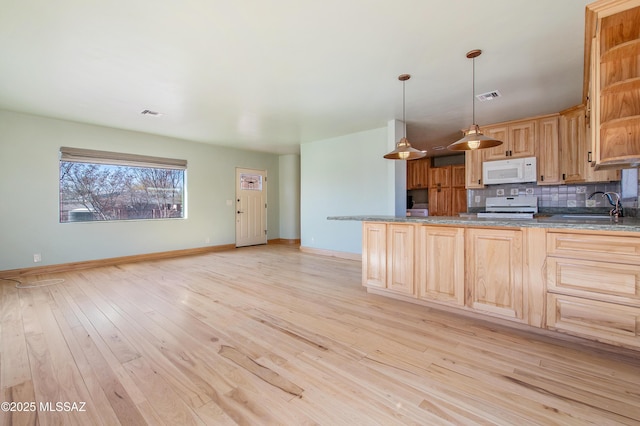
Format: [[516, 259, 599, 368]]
[[467, 182, 639, 210]]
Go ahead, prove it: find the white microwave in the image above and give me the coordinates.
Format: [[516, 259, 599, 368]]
[[482, 156, 537, 185]]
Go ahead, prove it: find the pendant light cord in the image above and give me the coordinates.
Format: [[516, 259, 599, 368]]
[[402, 79, 406, 137], [471, 55, 476, 126]]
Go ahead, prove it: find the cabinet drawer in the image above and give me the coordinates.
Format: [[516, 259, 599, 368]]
[[547, 232, 640, 264], [547, 257, 640, 306], [547, 293, 640, 349]]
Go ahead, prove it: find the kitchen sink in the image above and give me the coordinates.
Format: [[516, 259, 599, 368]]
[[558, 214, 612, 220], [537, 214, 615, 222]]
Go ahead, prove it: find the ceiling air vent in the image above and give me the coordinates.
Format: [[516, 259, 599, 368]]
[[140, 109, 162, 116], [476, 90, 501, 102]]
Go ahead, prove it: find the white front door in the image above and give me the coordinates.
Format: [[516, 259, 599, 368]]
[[235, 168, 267, 247]]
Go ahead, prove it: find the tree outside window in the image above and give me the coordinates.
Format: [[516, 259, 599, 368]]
[[59, 153, 185, 223]]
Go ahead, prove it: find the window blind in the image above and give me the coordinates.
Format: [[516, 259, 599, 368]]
[[59, 147, 187, 170]]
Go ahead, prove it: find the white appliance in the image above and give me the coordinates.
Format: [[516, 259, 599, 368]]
[[407, 208, 428, 217], [477, 196, 538, 219], [483, 156, 537, 185]]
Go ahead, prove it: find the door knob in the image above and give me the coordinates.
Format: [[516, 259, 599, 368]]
[[237, 211, 244, 214]]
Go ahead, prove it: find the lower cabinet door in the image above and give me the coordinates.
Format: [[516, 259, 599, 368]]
[[362, 222, 387, 288], [386, 224, 415, 295], [466, 228, 524, 320], [416, 226, 465, 306], [547, 293, 640, 349], [428, 188, 452, 216]]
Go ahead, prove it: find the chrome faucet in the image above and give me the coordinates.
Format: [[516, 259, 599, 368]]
[[588, 191, 623, 220], [587, 191, 605, 200], [604, 192, 623, 219]]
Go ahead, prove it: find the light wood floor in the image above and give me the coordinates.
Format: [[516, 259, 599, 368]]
[[2, 245, 640, 425]]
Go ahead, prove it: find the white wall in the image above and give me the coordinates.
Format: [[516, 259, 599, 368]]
[[278, 154, 300, 239], [0, 110, 281, 270], [300, 125, 397, 254]]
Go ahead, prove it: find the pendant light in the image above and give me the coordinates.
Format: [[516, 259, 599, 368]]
[[448, 50, 503, 151], [384, 74, 426, 160]]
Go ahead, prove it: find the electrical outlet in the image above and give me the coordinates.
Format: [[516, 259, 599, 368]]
[[525, 188, 534, 195], [205, 237, 210, 244], [567, 200, 577, 207], [496, 189, 505, 196], [586, 199, 596, 207], [226, 199, 233, 206], [474, 195, 481, 203], [576, 186, 587, 194], [510, 188, 519, 195], [33, 253, 41, 263]]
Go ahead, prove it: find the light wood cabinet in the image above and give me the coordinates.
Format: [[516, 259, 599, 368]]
[[464, 149, 484, 189], [428, 166, 451, 217], [429, 166, 451, 188], [483, 121, 536, 161], [428, 187, 452, 217], [560, 105, 620, 183], [451, 164, 466, 187], [386, 224, 415, 295], [482, 125, 509, 161], [560, 105, 587, 183], [361, 223, 543, 328], [537, 115, 562, 185], [415, 226, 465, 306], [547, 294, 640, 349], [362, 222, 387, 288], [451, 164, 467, 215], [451, 188, 467, 216], [361, 221, 640, 350], [585, 121, 621, 182], [407, 157, 430, 190], [465, 228, 524, 322], [586, 2, 640, 169], [362, 222, 415, 295], [428, 165, 466, 216], [546, 231, 640, 349]]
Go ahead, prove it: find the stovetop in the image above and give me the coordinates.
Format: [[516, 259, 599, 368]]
[[476, 196, 538, 219], [476, 212, 536, 219]]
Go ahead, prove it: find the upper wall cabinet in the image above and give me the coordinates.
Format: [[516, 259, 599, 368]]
[[560, 105, 587, 183], [537, 115, 562, 185], [465, 149, 484, 189], [407, 157, 430, 190], [586, 1, 640, 169], [560, 104, 620, 183], [482, 121, 536, 161]]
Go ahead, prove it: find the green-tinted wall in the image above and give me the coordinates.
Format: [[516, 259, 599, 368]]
[[0, 110, 281, 270]]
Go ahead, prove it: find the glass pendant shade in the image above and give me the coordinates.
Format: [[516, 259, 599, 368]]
[[447, 49, 502, 152]]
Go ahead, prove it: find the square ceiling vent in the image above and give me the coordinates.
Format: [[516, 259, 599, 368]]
[[476, 90, 502, 102]]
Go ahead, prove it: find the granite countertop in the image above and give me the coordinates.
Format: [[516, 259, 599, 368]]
[[328, 214, 640, 233]]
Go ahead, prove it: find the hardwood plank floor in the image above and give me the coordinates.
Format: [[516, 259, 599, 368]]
[[1, 244, 639, 425]]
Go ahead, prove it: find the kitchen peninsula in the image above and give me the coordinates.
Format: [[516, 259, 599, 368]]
[[330, 215, 640, 351]]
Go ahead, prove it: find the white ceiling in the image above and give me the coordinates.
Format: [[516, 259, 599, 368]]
[[0, 0, 592, 156]]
